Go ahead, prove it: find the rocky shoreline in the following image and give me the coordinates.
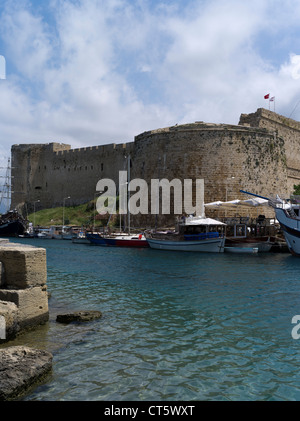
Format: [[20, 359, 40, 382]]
[[0, 309, 103, 400], [0, 346, 53, 401], [0, 241, 103, 400]]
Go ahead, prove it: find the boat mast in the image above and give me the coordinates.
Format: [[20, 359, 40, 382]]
[[0, 158, 12, 213], [127, 154, 130, 234]]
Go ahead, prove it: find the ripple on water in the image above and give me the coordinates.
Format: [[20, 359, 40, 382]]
[[5, 239, 300, 401]]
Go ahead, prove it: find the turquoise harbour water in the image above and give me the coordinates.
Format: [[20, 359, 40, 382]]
[[4, 238, 300, 401]]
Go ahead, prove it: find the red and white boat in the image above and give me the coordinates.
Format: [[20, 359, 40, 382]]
[[104, 233, 149, 248]]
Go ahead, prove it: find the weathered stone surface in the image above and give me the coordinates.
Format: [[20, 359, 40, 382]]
[[0, 262, 4, 288], [0, 287, 49, 330], [56, 310, 102, 324], [0, 244, 49, 341], [11, 107, 298, 227], [0, 346, 53, 401], [0, 244, 47, 289], [0, 301, 18, 342]]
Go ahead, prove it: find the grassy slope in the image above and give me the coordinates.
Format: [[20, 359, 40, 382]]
[[27, 200, 112, 227]]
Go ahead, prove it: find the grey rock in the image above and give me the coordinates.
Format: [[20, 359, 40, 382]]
[[0, 346, 53, 401], [56, 310, 102, 324]]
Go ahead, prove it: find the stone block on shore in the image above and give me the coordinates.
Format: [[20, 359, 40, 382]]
[[0, 242, 49, 341], [0, 287, 49, 331], [0, 346, 53, 401], [0, 301, 18, 341], [0, 244, 47, 289]]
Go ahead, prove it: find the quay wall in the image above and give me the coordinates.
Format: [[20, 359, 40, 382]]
[[11, 108, 299, 226]]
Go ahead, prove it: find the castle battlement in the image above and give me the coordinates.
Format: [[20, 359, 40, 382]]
[[10, 108, 299, 226]]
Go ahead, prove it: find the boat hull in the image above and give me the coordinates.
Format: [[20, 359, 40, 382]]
[[86, 233, 107, 245], [0, 220, 26, 237], [72, 238, 90, 244], [146, 237, 225, 252], [104, 236, 149, 248], [275, 208, 300, 256], [225, 237, 273, 252], [225, 246, 258, 254]]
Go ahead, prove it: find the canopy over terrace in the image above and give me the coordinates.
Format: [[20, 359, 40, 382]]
[[204, 197, 269, 211], [204, 196, 274, 220], [184, 216, 227, 226]]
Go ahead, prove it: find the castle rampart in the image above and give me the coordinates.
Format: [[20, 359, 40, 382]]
[[11, 108, 298, 227], [11, 141, 134, 214], [239, 108, 300, 193]]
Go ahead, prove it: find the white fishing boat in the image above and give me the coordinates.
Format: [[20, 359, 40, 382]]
[[72, 231, 90, 244], [269, 195, 300, 256], [36, 229, 52, 239], [145, 216, 226, 252]]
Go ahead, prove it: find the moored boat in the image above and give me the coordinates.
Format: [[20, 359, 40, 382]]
[[205, 196, 277, 252], [104, 233, 149, 248], [0, 210, 27, 237], [269, 195, 300, 256], [224, 246, 258, 254], [86, 232, 107, 245], [239, 190, 291, 254], [225, 236, 273, 252], [145, 216, 226, 252], [36, 229, 52, 239], [72, 231, 90, 244]]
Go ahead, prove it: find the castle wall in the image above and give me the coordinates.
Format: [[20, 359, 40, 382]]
[[239, 108, 300, 194], [131, 122, 287, 226], [11, 141, 134, 213], [11, 108, 297, 227]]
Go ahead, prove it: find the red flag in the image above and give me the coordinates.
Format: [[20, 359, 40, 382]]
[[264, 93, 270, 99]]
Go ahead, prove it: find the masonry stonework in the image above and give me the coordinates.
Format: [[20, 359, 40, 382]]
[[11, 108, 299, 227], [0, 243, 49, 341]]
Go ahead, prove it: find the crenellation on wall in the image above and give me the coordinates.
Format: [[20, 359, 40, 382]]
[[10, 108, 299, 226], [239, 108, 300, 194]]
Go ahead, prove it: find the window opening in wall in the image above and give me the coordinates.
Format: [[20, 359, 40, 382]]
[[101, 163, 104, 171]]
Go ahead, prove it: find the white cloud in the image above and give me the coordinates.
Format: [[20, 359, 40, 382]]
[[0, 0, 300, 163], [1, 4, 53, 79]]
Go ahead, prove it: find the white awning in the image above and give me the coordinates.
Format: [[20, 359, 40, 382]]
[[204, 197, 269, 210], [184, 216, 226, 226]]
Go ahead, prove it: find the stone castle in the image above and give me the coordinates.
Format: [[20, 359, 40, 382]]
[[10, 108, 300, 227]]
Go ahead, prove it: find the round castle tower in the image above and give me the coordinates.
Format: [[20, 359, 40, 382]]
[[11, 108, 299, 228]]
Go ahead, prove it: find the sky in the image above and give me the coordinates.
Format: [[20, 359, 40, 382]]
[[1, 0, 300, 210]]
